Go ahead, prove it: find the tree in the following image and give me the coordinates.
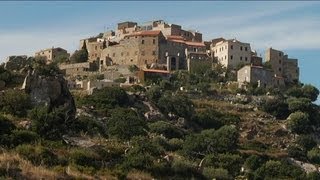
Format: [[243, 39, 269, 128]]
[[70, 49, 88, 63], [148, 121, 184, 139], [302, 84, 319, 102], [107, 108, 147, 140], [287, 111, 309, 134], [287, 97, 312, 112]]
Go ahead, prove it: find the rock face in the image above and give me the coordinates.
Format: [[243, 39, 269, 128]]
[[21, 69, 76, 120], [4, 55, 32, 71]]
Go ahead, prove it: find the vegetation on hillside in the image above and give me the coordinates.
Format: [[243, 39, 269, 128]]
[[0, 62, 320, 179]]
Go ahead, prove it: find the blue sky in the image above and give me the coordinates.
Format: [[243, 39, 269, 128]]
[[0, 1, 319, 102]]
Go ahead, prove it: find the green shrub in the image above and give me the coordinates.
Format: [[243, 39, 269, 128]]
[[243, 155, 266, 171], [107, 108, 147, 140], [307, 148, 320, 164], [0, 89, 31, 116], [148, 121, 184, 139], [202, 167, 230, 180], [16, 144, 59, 166], [296, 135, 317, 151], [10, 130, 39, 146], [168, 138, 184, 151], [287, 97, 312, 112], [287, 111, 309, 134], [204, 153, 243, 177], [69, 148, 101, 168], [261, 98, 289, 120], [30, 106, 68, 140]]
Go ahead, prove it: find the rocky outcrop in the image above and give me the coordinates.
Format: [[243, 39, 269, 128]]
[[4, 55, 32, 71], [21, 68, 76, 120]]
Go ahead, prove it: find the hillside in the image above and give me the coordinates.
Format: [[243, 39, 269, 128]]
[[0, 62, 320, 179]]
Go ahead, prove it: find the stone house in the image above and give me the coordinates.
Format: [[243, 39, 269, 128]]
[[237, 65, 275, 88], [211, 39, 252, 69], [265, 47, 299, 83], [35, 47, 69, 63], [100, 30, 166, 70]]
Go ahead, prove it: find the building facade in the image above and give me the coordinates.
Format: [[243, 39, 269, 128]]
[[265, 47, 299, 83], [211, 39, 252, 69], [35, 47, 69, 63], [237, 65, 275, 88]]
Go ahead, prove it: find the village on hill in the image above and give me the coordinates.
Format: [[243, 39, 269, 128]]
[[3, 20, 299, 94]]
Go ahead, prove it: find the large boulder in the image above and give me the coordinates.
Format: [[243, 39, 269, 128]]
[[21, 68, 76, 120]]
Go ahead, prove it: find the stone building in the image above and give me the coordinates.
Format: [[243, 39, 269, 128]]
[[59, 62, 98, 76], [211, 39, 252, 69], [100, 30, 166, 70], [35, 47, 69, 63], [265, 47, 299, 83], [237, 65, 275, 88]]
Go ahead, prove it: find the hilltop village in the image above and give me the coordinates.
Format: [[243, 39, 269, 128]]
[[4, 20, 300, 93], [2, 20, 320, 180]]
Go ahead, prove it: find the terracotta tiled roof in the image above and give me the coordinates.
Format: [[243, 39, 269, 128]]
[[167, 39, 205, 47], [185, 41, 205, 47], [167, 35, 185, 40], [126, 30, 161, 37]]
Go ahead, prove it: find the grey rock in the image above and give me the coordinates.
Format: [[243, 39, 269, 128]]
[[21, 68, 76, 120]]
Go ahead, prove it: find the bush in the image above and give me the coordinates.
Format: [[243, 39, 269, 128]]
[[168, 138, 184, 151], [261, 98, 289, 120], [122, 136, 164, 171], [202, 167, 230, 180], [204, 153, 243, 177], [30, 106, 69, 140], [307, 148, 320, 164], [148, 121, 184, 139], [78, 87, 129, 110], [193, 109, 240, 130], [287, 111, 309, 134], [243, 155, 265, 171], [287, 97, 311, 112], [70, 115, 107, 137], [107, 108, 147, 140], [69, 148, 101, 168], [254, 160, 305, 179], [296, 135, 317, 151], [16, 144, 59, 166], [157, 94, 194, 119], [0, 89, 31, 116], [10, 130, 39, 147], [302, 84, 319, 102]]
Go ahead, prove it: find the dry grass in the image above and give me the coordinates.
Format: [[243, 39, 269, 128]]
[[0, 152, 61, 179], [126, 170, 154, 180]]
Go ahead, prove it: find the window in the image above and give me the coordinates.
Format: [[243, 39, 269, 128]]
[[240, 46, 243, 51], [240, 56, 243, 60], [231, 45, 233, 49], [141, 51, 145, 56], [279, 60, 281, 64], [279, 52, 282, 57], [279, 67, 282, 72], [142, 40, 145, 44], [230, 55, 233, 60], [112, 53, 115, 57], [121, 52, 124, 56], [245, 47, 248, 51], [95, 46, 97, 50], [152, 51, 156, 55], [245, 57, 248, 61], [135, 51, 138, 55], [222, 47, 224, 51], [127, 52, 129, 56], [193, 48, 197, 52], [153, 39, 156, 44], [130, 59, 133, 62], [101, 60, 103, 65]]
